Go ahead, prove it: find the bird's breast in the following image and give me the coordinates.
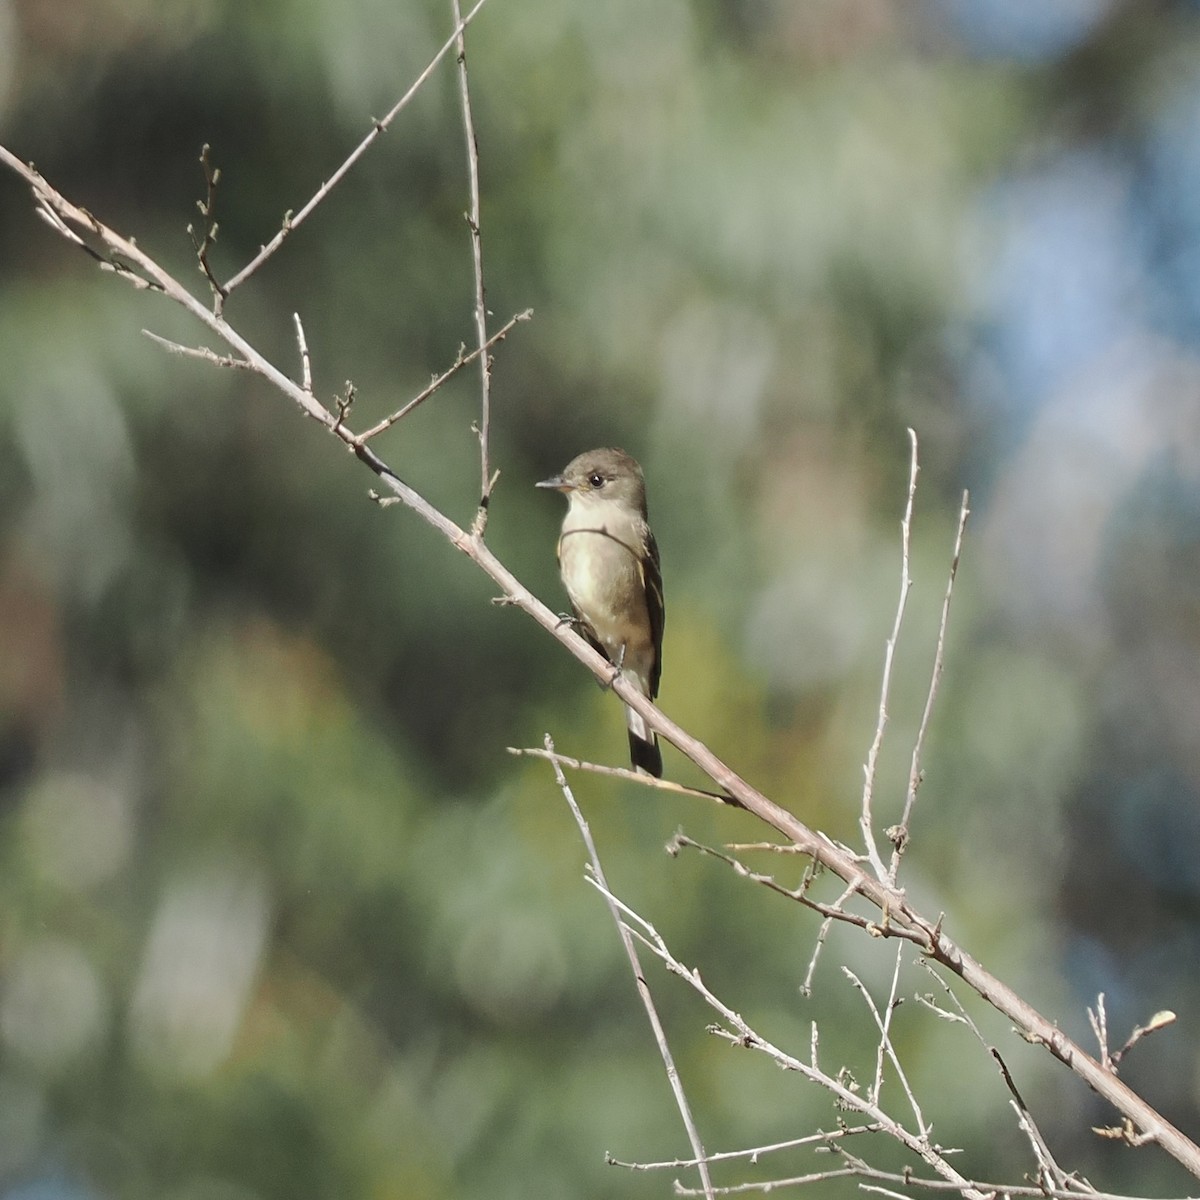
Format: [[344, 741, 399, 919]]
[[558, 525, 647, 652]]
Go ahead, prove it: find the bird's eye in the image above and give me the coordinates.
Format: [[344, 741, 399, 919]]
[[588, 473, 605, 488]]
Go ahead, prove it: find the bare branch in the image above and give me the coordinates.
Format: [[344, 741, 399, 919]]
[[4, 142, 1200, 1183], [584, 877, 987, 1200], [800, 880, 855, 997], [1112, 1009, 1177, 1070], [141, 329, 252, 370], [670, 835, 931, 951], [293, 312, 313, 394], [919, 963, 1075, 1192], [606, 1123, 886, 1171], [887, 488, 969, 880], [543, 735, 715, 1200], [508, 743, 738, 806], [187, 143, 227, 311], [845, 958, 927, 1136], [355, 309, 531, 444], [450, 0, 495, 535], [860, 427, 918, 879], [220, 0, 492, 297], [827, 1153, 1163, 1200], [672, 1167, 861, 1195], [1089, 994, 1112, 1070]]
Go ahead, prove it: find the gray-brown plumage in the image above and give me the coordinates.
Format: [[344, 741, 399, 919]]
[[536, 448, 665, 776]]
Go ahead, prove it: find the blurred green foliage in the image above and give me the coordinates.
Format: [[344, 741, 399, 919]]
[[3, 1, 1200, 1197]]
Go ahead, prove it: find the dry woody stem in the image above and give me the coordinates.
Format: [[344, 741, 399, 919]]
[[2, 15, 1198, 1186]]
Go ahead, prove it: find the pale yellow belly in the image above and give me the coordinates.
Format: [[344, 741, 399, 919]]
[[559, 529, 653, 669]]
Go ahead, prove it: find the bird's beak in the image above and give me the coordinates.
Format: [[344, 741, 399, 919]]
[[535, 474, 572, 491]]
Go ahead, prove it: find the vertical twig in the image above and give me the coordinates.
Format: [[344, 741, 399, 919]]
[[452, 0, 495, 536], [860, 428, 919, 879], [542, 736, 715, 1200], [887, 489, 969, 883], [188, 143, 228, 312]]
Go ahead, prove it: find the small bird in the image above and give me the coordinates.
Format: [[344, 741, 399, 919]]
[[537, 448, 665, 776]]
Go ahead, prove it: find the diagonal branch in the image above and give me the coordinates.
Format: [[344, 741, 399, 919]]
[[354, 309, 530, 444], [220, 0, 492, 298], [3, 142, 1200, 1183]]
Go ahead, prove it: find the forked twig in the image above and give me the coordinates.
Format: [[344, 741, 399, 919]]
[[586, 878, 986, 1200]]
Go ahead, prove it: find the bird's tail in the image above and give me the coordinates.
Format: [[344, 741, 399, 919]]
[[625, 703, 662, 778]]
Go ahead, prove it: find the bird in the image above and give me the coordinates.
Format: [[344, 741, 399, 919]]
[[537, 448, 665, 777]]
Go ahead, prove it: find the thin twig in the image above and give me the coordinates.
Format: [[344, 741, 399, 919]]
[[451, 0, 494, 535], [589, 881, 986, 1200], [831, 1152, 1143, 1200], [606, 1123, 885, 1171], [800, 878, 864, 997], [355, 309, 531, 443], [919, 962, 1075, 1192], [541, 735, 715, 1200], [293, 312, 313, 394], [1112, 1009, 1177, 1070], [864, 947, 904, 1106], [860, 427, 918, 880], [887, 488, 969, 881], [845, 959, 927, 1136], [508, 744, 738, 805], [220, 0, 492, 297], [141, 330, 251, 369], [187, 143, 227, 311], [672, 1167, 860, 1195], [671, 835, 930, 950]]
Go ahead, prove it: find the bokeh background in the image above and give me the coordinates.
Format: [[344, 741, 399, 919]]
[[3, 0, 1200, 1196]]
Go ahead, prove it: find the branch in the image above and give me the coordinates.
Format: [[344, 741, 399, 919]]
[[606, 1123, 886, 1171], [588, 880, 988, 1200], [3, 142, 1199, 1182], [543, 736, 715, 1200], [188, 142, 227, 310], [219, 0, 492, 297], [859, 427, 918, 879], [450, 0, 495, 534], [887, 489, 969, 879], [507, 745, 739, 806], [354, 309, 530, 444]]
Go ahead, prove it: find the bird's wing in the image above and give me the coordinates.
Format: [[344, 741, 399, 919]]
[[641, 529, 665, 699]]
